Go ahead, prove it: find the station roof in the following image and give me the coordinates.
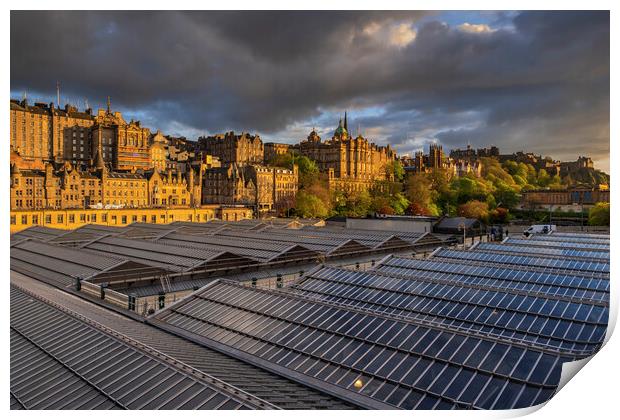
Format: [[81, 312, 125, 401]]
[[527, 233, 609, 245], [80, 236, 257, 273], [151, 279, 565, 410], [156, 232, 319, 263], [12, 273, 354, 409], [10, 239, 163, 286], [11, 226, 66, 242], [431, 248, 609, 276], [503, 237, 610, 251], [472, 242, 610, 262], [373, 256, 609, 304], [10, 285, 270, 410], [291, 265, 606, 357]]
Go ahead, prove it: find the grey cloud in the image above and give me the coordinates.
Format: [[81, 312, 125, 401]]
[[10, 10, 609, 170]]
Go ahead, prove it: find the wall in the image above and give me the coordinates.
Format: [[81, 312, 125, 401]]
[[345, 218, 434, 233], [10, 205, 253, 233]]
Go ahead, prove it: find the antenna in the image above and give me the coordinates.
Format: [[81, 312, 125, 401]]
[[56, 81, 61, 106]]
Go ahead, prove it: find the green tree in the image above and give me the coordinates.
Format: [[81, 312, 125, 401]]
[[588, 202, 610, 226], [384, 160, 405, 182], [295, 191, 329, 218]]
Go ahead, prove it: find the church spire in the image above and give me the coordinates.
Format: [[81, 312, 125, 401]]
[[344, 111, 348, 131], [106, 96, 111, 113]]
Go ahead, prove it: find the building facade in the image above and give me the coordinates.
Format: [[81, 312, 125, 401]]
[[10, 206, 253, 233], [11, 98, 155, 171], [295, 115, 395, 193], [202, 164, 298, 214], [10, 100, 95, 167], [10, 150, 203, 211], [197, 132, 264, 165], [521, 186, 610, 210], [264, 142, 292, 162]]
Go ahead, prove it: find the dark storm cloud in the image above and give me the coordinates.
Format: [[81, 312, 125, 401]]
[[10, 10, 609, 169]]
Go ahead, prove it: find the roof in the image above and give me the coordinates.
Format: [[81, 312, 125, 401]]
[[435, 217, 480, 230], [10, 239, 153, 287], [11, 226, 66, 242], [503, 237, 610, 251], [291, 265, 605, 357], [80, 236, 256, 273], [152, 279, 565, 410], [473, 242, 609, 262], [11, 272, 352, 409], [10, 285, 270, 410], [156, 232, 318, 263], [373, 256, 609, 305], [432, 248, 609, 276]]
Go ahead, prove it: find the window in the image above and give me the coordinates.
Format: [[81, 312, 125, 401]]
[[10, 215, 16, 225], [112, 215, 117, 224], [132, 215, 138, 222], [92, 214, 97, 223], [57, 215, 63, 223], [80, 213, 86, 222], [102, 214, 108, 222], [45, 215, 52, 224], [68, 214, 75, 223], [32, 215, 38, 225], [121, 216, 127, 224]]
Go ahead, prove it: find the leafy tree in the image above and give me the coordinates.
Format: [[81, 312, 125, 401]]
[[295, 191, 329, 218], [405, 173, 434, 214], [457, 200, 489, 221], [588, 202, 610, 226], [384, 161, 405, 182], [489, 207, 510, 224]]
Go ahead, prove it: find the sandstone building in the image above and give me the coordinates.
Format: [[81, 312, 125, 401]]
[[197, 131, 264, 165], [202, 164, 298, 214], [11, 98, 153, 171], [295, 114, 395, 193], [10, 145, 203, 211]]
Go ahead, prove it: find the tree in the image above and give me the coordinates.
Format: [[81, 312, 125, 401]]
[[489, 207, 510, 224], [295, 191, 329, 218], [457, 200, 489, 221], [588, 202, 610, 226], [405, 173, 434, 212], [384, 161, 405, 182]]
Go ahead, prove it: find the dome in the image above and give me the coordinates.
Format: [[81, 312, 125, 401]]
[[333, 119, 348, 139]]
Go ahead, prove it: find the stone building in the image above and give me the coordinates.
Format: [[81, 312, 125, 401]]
[[202, 164, 298, 214], [10, 98, 154, 171], [197, 131, 264, 165], [402, 145, 482, 178], [147, 167, 202, 207], [149, 130, 169, 172], [10, 100, 94, 167], [295, 114, 395, 193], [521, 186, 609, 211], [91, 98, 152, 171], [264, 142, 291, 163], [10, 147, 201, 211], [10, 206, 253, 233]]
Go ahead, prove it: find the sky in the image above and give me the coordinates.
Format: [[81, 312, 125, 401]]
[[10, 11, 610, 172]]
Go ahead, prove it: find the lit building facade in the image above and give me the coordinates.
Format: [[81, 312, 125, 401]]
[[197, 131, 264, 165], [295, 114, 395, 193]]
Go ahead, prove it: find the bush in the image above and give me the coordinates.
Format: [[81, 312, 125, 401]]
[[588, 202, 610, 226]]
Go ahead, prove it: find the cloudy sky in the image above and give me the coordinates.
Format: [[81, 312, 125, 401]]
[[11, 11, 610, 171]]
